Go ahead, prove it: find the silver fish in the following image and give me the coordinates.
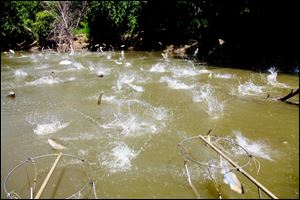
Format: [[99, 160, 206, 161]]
[[220, 156, 244, 194], [48, 139, 67, 150]]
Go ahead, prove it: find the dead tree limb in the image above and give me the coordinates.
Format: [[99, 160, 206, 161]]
[[277, 88, 299, 101]]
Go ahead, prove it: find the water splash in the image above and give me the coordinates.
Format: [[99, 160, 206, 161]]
[[161, 52, 169, 62], [102, 113, 158, 136], [125, 62, 132, 67], [14, 69, 27, 78], [149, 63, 167, 73], [238, 81, 264, 96], [72, 61, 85, 70], [192, 84, 224, 117], [115, 73, 144, 92], [116, 73, 135, 90], [233, 131, 273, 161], [35, 64, 49, 70], [170, 66, 210, 78], [59, 60, 72, 65], [213, 73, 235, 79], [160, 76, 195, 90], [96, 65, 111, 76], [128, 83, 144, 92], [26, 76, 60, 86], [193, 48, 198, 56], [120, 50, 125, 60], [33, 120, 69, 135], [266, 67, 288, 88], [99, 142, 138, 173]]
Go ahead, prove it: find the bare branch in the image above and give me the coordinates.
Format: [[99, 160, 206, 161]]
[[277, 88, 299, 101]]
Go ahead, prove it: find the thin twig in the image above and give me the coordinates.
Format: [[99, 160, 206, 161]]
[[184, 160, 201, 199]]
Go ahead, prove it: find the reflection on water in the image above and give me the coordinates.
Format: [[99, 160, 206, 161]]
[[1, 50, 299, 198]]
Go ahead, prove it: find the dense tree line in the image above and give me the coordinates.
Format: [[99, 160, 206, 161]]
[[1, 1, 299, 72]]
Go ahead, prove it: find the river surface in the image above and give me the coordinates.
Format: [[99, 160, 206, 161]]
[[1, 50, 299, 199]]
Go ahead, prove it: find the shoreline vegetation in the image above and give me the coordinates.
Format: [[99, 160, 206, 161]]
[[1, 1, 299, 73]]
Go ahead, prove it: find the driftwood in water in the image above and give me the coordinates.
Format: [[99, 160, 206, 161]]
[[277, 88, 299, 102], [266, 88, 299, 105]]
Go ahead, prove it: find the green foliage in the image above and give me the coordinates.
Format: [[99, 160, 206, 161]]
[[74, 21, 90, 37], [88, 1, 141, 36], [33, 10, 55, 45], [0, 1, 40, 49], [1, 0, 298, 71]]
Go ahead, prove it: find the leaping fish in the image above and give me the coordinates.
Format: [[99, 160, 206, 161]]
[[48, 139, 67, 150], [220, 156, 244, 194]]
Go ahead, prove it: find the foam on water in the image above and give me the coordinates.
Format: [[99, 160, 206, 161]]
[[160, 76, 195, 90], [233, 131, 273, 161], [149, 63, 167, 73], [238, 81, 264, 96], [33, 120, 70, 135], [26, 76, 61, 86], [192, 84, 224, 117], [99, 142, 138, 173], [14, 69, 27, 78]]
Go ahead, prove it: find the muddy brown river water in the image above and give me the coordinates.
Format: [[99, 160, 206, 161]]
[[1, 50, 299, 198]]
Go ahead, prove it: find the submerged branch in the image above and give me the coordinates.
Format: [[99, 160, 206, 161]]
[[277, 88, 299, 102]]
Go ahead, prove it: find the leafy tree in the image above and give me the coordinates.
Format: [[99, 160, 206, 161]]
[[87, 1, 142, 48], [33, 10, 55, 47], [40, 1, 88, 52], [0, 1, 40, 50]]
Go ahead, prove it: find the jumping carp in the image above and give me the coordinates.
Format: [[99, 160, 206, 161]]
[[48, 139, 67, 150], [220, 156, 244, 194]]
